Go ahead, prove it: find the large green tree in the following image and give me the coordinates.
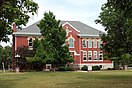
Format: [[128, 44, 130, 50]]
[[96, 0, 132, 69], [37, 12, 73, 68], [0, 0, 38, 42]]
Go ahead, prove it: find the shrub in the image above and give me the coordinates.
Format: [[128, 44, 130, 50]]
[[81, 65, 88, 71], [107, 68, 115, 70], [92, 66, 100, 71], [58, 66, 72, 71]]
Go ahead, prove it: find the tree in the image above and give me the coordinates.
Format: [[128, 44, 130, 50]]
[[95, 0, 132, 69], [37, 11, 73, 68], [15, 45, 35, 70], [0, 0, 38, 42], [0, 45, 12, 70]]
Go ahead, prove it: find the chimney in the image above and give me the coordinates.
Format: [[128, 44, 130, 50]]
[[12, 22, 17, 32]]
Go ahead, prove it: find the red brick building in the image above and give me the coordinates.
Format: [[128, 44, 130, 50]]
[[12, 21, 113, 70]]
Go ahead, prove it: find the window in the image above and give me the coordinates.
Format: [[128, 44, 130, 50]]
[[28, 38, 33, 47], [68, 38, 74, 48], [93, 39, 97, 48], [88, 51, 92, 60], [98, 39, 102, 48], [94, 51, 97, 60], [82, 39, 86, 48], [83, 51, 87, 61], [88, 39, 92, 48], [99, 51, 103, 60]]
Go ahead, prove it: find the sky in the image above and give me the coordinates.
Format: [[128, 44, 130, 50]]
[[0, 0, 107, 47]]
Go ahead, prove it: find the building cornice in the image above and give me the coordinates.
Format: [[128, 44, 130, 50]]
[[77, 34, 100, 38], [13, 32, 41, 36]]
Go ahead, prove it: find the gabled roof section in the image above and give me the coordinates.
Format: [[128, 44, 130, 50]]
[[15, 21, 105, 36], [60, 21, 104, 35], [17, 21, 40, 33]]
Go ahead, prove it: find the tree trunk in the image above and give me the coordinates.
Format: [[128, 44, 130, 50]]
[[123, 65, 128, 70]]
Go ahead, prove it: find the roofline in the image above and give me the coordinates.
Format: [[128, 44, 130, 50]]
[[62, 22, 80, 32], [13, 32, 41, 36], [78, 34, 100, 38]]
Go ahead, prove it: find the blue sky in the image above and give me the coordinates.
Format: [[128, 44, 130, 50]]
[[0, 0, 107, 46], [27, 0, 106, 31]]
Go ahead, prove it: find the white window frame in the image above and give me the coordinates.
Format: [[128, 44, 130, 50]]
[[93, 39, 97, 48], [68, 38, 74, 48], [88, 39, 92, 48], [28, 38, 33, 47], [82, 39, 87, 48], [94, 51, 97, 60], [98, 39, 102, 48], [83, 51, 87, 61], [88, 51, 92, 61], [99, 51, 103, 61]]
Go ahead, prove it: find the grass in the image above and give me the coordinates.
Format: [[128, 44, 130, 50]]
[[0, 70, 132, 88]]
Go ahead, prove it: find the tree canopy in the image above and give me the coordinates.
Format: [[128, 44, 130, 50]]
[[37, 11, 73, 67], [0, 0, 38, 42], [95, 0, 132, 68]]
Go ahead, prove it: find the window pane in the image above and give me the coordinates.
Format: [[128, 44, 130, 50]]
[[88, 39, 92, 48], [98, 40, 102, 48], [93, 39, 97, 48], [82, 39, 86, 48], [88, 51, 92, 60], [68, 38, 74, 48], [99, 51, 103, 60], [83, 52, 87, 60], [94, 51, 97, 60], [29, 38, 33, 47]]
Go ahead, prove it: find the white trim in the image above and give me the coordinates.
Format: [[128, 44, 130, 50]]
[[28, 37, 33, 47], [82, 39, 87, 48], [99, 51, 103, 61], [13, 32, 41, 36], [88, 39, 92, 48], [93, 39, 97, 48], [62, 22, 80, 32], [15, 36, 17, 51], [68, 36, 75, 48], [79, 63, 114, 69], [78, 34, 99, 37], [69, 51, 80, 56], [93, 51, 97, 60], [83, 51, 87, 61], [65, 27, 72, 36], [88, 51, 92, 61]]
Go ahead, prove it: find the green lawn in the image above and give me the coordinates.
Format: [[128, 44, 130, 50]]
[[0, 70, 132, 88]]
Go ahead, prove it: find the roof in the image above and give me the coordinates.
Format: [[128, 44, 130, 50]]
[[15, 21, 104, 37]]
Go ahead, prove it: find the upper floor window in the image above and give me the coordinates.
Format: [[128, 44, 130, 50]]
[[83, 51, 87, 61], [28, 38, 33, 47], [88, 39, 92, 48], [94, 51, 97, 60], [93, 39, 97, 48], [82, 39, 87, 48], [98, 39, 102, 48], [68, 38, 74, 48], [88, 51, 92, 60]]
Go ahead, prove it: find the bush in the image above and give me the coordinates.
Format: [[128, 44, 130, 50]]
[[58, 66, 72, 71], [92, 66, 100, 71], [107, 68, 115, 70], [81, 65, 88, 71]]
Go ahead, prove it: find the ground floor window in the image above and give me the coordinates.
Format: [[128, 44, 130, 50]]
[[99, 51, 103, 60], [88, 51, 92, 60], [83, 51, 87, 61], [94, 51, 97, 60]]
